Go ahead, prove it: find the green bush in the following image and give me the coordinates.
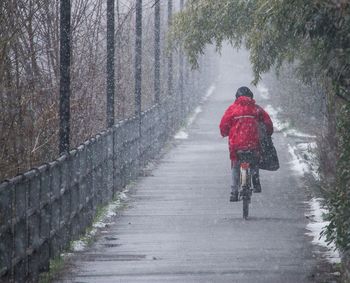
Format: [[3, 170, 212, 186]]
[[323, 103, 350, 251]]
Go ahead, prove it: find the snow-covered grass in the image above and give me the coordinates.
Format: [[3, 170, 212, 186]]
[[287, 143, 319, 180], [175, 84, 216, 140], [284, 120, 338, 264], [287, 144, 310, 176], [264, 104, 316, 139], [264, 103, 320, 180], [69, 190, 128, 253], [203, 84, 216, 101], [187, 106, 203, 126], [174, 130, 189, 140], [306, 198, 340, 264], [296, 142, 320, 181], [264, 105, 290, 132]]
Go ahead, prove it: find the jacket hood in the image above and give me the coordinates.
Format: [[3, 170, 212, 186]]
[[235, 96, 256, 106]]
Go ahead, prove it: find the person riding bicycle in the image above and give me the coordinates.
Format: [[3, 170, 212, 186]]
[[219, 86, 273, 202]]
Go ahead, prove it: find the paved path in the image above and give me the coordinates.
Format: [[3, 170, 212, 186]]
[[58, 50, 329, 283]]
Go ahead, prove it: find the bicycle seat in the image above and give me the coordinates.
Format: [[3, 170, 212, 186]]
[[236, 150, 256, 163]]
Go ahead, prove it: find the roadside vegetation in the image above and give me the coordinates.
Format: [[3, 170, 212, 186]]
[[0, 1, 172, 181], [171, 0, 350, 262]]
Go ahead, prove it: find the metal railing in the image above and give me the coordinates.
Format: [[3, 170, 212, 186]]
[[0, 76, 209, 282]]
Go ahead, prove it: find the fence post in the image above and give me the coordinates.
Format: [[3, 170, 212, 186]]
[[135, 0, 142, 168], [179, 0, 184, 119], [135, 0, 142, 119], [59, 0, 71, 154], [107, 0, 115, 128], [154, 0, 161, 104], [167, 0, 173, 97]]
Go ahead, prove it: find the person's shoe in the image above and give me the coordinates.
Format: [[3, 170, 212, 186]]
[[230, 191, 239, 202], [253, 184, 262, 193]]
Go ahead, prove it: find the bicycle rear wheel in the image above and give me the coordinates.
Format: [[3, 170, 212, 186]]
[[243, 196, 249, 219], [239, 163, 251, 220]]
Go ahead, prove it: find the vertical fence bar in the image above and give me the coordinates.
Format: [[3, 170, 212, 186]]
[[179, 0, 184, 118], [14, 175, 28, 282], [38, 164, 50, 274], [27, 170, 41, 281], [107, 0, 115, 128], [167, 0, 174, 133], [0, 181, 13, 282], [135, 0, 142, 168], [48, 161, 60, 260], [116, 0, 124, 119], [135, 0, 142, 118], [154, 0, 161, 104], [167, 0, 173, 97], [184, 49, 189, 115], [107, 1, 116, 195], [59, 0, 71, 154]]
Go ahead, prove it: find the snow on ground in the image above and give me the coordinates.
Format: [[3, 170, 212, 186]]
[[264, 105, 290, 132], [174, 106, 202, 140], [285, 129, 316, 139], [203, 84, 216, 101], [264, 105, 316, 139], [287, 144, 310, 175], [175, 84, 215, 140], [283, 118, 338, 263], [174, 131, 189, 140], [287, 142, 338, 262], [306, 198, 340, 264], [287, 142, 319, 180], [296, 142, 320, 181], [69, 190, 128, 253], [257, 83, 270, 100], [71, 241, 87, 252], [187, 106, 203, 126], [264, 103, 319, 179]]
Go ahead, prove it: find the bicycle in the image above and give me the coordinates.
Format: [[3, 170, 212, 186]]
[[236, 150, 256, 219]]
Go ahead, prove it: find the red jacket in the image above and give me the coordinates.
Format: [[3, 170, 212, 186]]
[[219, 96, 273, 161]]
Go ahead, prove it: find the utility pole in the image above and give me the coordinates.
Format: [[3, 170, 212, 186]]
[[135, 0, 142, 117], [167, 0, 173, 96], [107, 0, 115, 128], [154, 0, 161, 104], [59, 0, 71, 154]]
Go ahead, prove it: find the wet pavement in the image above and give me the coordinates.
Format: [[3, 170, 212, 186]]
[[57, 49, 333, 283]]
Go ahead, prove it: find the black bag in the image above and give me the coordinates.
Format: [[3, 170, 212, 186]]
[[259, 123, 279, 171]]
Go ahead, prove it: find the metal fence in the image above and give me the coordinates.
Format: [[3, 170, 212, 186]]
[[0, 73, 209, 282]]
